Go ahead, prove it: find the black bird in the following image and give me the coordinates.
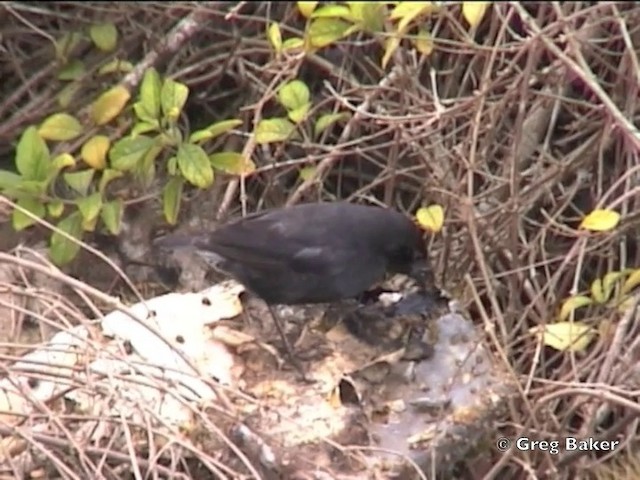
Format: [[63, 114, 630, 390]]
[[154, 202, 428, 378]]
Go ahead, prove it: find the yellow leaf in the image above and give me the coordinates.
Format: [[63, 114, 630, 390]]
[[382, 34, 401, 69], [414, 29, 434, 55], [91, 86, 131, 125], [558, 295, 593, 322], [617, 295, 636, 313], [327, 384, 342, 408], [347, 2, 365, 22], [81, 135, 110, 170], [390, 2, 437, 21], [38, 113, 83, 141], [297, 1, 318, 18], [462, 2, 491, 28], [268, 22, 282, 53], [51, 153, 76, 171], [622, 268, 640, 295], [530, 322, 596, 352], [602, 271, 625, 300], [415, 205, 444, 233], [590, 278, 606, 304], [579, 209, 620, 232], [209, 152, 256, 176]]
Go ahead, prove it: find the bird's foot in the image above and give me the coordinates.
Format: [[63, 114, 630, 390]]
[[283, 350, 316, 384]]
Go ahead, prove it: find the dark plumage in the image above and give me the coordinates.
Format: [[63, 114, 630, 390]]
[[154, 201, 429, 379]]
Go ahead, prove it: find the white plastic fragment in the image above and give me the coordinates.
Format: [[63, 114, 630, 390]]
[[0, 326, 90, 423], [0, 280, 245, 431], [100, 280, 244, 388]]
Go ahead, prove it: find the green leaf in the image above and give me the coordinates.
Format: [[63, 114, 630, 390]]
[[297, 1, 318, 17], [134, 143, 162, 188], [299, 165, 317, 181], [0, 170, 24, 190], [349, 2, 385, 32], [12, 198, 46, 231], [307, 18, 352, 48], [49, 212, 84, 265], [177, 143, 214, 188], [268, 22, 283, 53], [2, 180, 46, 199], [47, 200, 65, 218], [161, 125, 182, 146], [100, 199, 123, 234], [278, 80, 310, 111], [255, 118, 296, 144], [109, 135, 155, 172], [137, 68, 162, 121], [54, 32, 83, 61], [210, 152, 256, 175], [160, 78, 189, 121], [167, 156, 178, 176], [163, 176, 183, 225], [16, 126, 51, 181], [311, 5, 352, 19], [57, 83, 81, 109], [98, 58, 134, 75], [98, 168, 124, 194], [288, 105, 310, 124], [58, 59, 86, 81], [89, 23, 118, 52], [131, 121, 160, 136], [81, 135, 110, 170], [38, 113, 83, 141], [283, 37, 305, 51], [314, 112, 349, 136], [82, 213, 98, 232], [63, 170, 94, 196], [76, 192, 103, 224], [91, 86, 131, 125], [189, 119, 243, 143]]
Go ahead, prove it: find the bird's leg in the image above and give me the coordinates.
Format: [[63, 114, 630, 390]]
[[267, 305, 314, 383]]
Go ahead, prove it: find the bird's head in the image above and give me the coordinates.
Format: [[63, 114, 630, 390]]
[[383, 219, 429, 283]]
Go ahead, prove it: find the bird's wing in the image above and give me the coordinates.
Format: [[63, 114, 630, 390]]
[[200, 210, 352, 274]]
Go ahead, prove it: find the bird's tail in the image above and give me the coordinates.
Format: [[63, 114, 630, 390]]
[[153, 231, 208, 250]]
